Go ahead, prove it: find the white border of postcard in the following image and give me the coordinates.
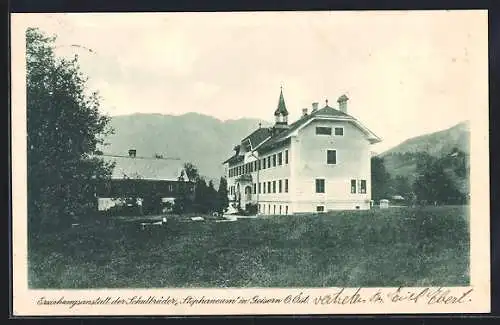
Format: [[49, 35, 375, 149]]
[[11, 11, 490, 316]]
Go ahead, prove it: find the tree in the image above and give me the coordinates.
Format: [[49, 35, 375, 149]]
[[392, 175, 413, 200], [206, 180, 218, 213], [183, 162, 200, 182], [173, 172, 193, 214], [413, 153, 464, 205], [193, 177, 209, 213], [371, 156, 392, 202], [27, 28, 114, 233], [216, 177, 229, 214]]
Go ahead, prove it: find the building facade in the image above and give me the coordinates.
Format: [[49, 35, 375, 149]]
[[95, 149, 194, 212], [223, 89, 381, 215]]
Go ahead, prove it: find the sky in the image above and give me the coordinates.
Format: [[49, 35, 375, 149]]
[[16, 11, 487, 153]]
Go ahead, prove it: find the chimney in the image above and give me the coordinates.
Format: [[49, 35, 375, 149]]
[[337, 94, 349, 113], [312, 102, 319, 112], [302, 108, 308, 116], [128, 149, 137, 158]]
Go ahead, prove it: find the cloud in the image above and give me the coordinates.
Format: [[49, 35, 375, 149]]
[[20, 11, 487, 152]]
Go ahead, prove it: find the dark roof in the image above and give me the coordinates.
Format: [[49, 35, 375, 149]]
[[98, 154, 187, 181], [258, 105, 352, 152], [274, 88, 289, 116], [222, 154, 244, 165], [222, 103, 380, 163], [241, 127, 272, 149]]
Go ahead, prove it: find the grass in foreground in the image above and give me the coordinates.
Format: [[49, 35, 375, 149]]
[[28, 206, 469, 288]]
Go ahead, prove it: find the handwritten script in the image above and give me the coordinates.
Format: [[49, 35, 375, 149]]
[[34, 287, 474, 309]]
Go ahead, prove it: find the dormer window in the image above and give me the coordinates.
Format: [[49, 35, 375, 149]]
[[334, 127, 344, 136]]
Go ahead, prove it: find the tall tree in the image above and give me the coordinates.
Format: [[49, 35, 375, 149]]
[[216, 177, 229, 214], [27, 28, 114, 233], [371, 156, 392, 202], [183, 162, 200, 182], [206, 180, 218, 213], [193, 177, 209, 213]]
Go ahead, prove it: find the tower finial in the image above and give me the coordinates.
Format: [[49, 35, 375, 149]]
[[326, 98, 329, 106]]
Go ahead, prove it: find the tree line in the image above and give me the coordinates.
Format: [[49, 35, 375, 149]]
[[371, 149, 469, 205]]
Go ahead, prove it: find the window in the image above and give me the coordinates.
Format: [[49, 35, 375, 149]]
[[263, 182, 266, 193], [267, 181, 271, 193], [262, 158, 266, 169], [285, 150, 289, 164], [253, 183, 257, 194], [316, 126, 332, 135], [316, 206, 325, 212], [316, 179, 325, 193], [272, 154, 277, 167], [258, 204, 261, 213], [334, 127, 344, 136], [273, 181, 276, 193], [351, 179, 357, 194], [267, 157, 271, 168], [279, 205, 282, 215], [285, 206, 288, 215], [273, 205, 276, 214], [258, 160, 261, 170], [278, 152, 283, 165], [327, 150, 337, 164], [258, 183, 261, 194], [279, 180, 282, 193], [285, 179, 289, 193], [168, 184, 174, 192], [360, 180, 367, 194]]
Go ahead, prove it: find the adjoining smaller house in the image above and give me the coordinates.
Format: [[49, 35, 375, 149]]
[[94, 149, 194, 215]]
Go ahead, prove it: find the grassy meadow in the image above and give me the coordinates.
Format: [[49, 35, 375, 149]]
[[28, 205, 470, 288]]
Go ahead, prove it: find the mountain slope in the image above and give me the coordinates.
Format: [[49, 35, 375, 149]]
[[379, 120, 470, 182], [381, 121, 470, 158], [100, 113, 271, 183]]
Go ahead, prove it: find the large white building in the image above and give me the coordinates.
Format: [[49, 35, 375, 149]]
[[223, 88, 381, 215]]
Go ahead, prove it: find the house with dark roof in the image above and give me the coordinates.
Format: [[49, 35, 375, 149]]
[[95, 149, 194, 212], [223, 87, 381, 215]]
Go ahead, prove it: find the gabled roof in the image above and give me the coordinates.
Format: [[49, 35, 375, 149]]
[[223, 102, 381, 164], [257, 104, 381, 152], [241, 127, 272, 149], [97, 154, 188, 181], [222, 154, 244, 165]]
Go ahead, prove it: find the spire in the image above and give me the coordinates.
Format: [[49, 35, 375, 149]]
[[274, 86, 289, 117]]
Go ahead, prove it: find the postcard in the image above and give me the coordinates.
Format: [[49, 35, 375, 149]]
[[11, 10, 490, 316]]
